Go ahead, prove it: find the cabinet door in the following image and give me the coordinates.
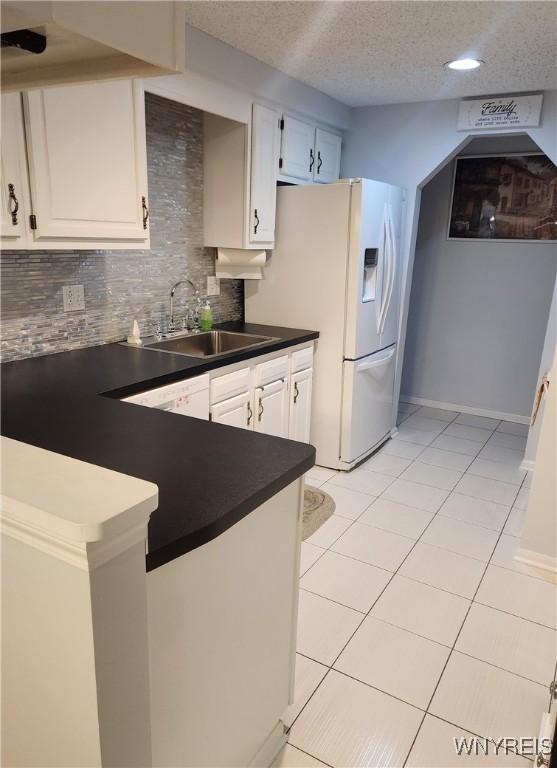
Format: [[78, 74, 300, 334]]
[[23, 79, 149, 243], [289, 368, 313, 443], [314, 128, 342, 184], [250, 104, 279, 245], [254, 378, 289, 438], [210, 391, 254, 430], [0, 93, 28, 244], [280, 116, 315, 181]]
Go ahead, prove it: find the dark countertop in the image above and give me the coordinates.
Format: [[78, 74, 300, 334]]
[[1, 322, 318, 570]]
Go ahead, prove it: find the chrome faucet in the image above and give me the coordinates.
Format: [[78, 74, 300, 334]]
[[169, 279, 198, 331]]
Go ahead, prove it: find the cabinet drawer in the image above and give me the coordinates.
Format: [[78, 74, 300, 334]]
[[211, 366, 251, 404], [255, 355, 288, 387], [290, 346, 313, 374]]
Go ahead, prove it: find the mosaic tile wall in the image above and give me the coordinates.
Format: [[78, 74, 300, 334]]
[[0, 93, 244, 362]]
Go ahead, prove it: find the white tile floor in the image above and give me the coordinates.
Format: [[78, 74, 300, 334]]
[[277, 405, 557, 768]]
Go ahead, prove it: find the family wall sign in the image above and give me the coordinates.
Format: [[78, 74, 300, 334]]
[[457, 94, 544, 131]]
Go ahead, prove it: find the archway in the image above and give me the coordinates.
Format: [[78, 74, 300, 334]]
[[396, 131, 557, 467]]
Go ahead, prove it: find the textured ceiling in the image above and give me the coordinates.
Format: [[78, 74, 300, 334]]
[[183, 1, 557, 107]]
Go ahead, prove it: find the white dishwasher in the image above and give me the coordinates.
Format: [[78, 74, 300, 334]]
[[122, 373, 210, 420]]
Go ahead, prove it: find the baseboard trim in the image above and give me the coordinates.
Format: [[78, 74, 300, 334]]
[[520, 459, 535, 473], [515, 547, 557, 575], [248, 720, 287, 767], [400, 396, 530, 425]]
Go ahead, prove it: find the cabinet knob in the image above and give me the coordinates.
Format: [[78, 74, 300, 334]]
[[142, 196, 149, 230], [8, 183, 18, 225], [254, 208, 260, 234], [309, 149, 315, 173], [317, 151, 323, 174]]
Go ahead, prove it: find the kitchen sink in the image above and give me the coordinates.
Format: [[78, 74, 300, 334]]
[[142, 330, 277, 358]]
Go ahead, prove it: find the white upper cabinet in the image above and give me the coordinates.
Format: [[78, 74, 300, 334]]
[[0, 92, 28, 245], [1, 1, 185, 92], [279, 116, 315, 182], [204, 104, 341, 249], [23, 79, 149, 246], [250, 104, 280, 245], [279, 114, 342, 185], [204, 103, 279, 250], [313, 128, 342, 185]]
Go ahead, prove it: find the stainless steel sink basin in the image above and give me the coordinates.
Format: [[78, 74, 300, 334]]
[[143, 330, 277, 358]]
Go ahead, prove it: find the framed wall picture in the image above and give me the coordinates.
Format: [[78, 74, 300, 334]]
[[448, 153, 557, 241]]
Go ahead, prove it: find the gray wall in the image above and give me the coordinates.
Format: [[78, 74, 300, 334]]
[[400, 136, 557, 418], [0, 94, 243, 362], [340, 90, 557, 423]]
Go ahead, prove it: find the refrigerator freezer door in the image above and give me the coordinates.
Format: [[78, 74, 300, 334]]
[[340, 345, 396, 465], [344, 179, 392, 360]]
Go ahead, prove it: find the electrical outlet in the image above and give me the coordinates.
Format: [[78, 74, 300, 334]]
[[207, 276, 221, 296], [62, 284, 85, 312]]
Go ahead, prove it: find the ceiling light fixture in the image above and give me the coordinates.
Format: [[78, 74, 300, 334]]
[[445, 58, 483, 71]]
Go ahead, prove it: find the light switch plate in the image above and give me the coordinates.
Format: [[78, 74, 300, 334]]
[[63, 284, 85, 312], [207, 276, 221, 296]]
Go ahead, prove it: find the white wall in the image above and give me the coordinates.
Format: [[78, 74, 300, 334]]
[[519, 351, 557, 569], [146, 25, 351, 129], [341, 91, 557, 424], [400, 135, 557, 419], [341, 91, 557, 195], [523, 277, 557, 466]]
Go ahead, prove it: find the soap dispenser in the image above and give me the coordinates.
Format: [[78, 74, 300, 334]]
[[199, 300, 213, 331]]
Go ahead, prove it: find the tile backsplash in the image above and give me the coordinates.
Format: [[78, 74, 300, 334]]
[[0, 93, 243, 362]]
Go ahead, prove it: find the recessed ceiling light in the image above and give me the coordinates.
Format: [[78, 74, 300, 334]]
[[445, 58, 483, 71]]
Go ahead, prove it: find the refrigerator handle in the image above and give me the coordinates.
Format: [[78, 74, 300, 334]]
[[356, 348, 395, 372], [376, 211, 386, 334], [377, 207, 392, 335], [380, 205, 397, 336]]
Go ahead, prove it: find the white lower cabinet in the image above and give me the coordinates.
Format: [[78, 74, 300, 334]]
[[210, 391, 253, 430], [209, 343, 314, 442], [254, 378, 289, 438], [289, 367, 313, 443]]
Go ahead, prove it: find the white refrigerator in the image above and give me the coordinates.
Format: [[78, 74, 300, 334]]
[[245, 178, 404, 470]]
